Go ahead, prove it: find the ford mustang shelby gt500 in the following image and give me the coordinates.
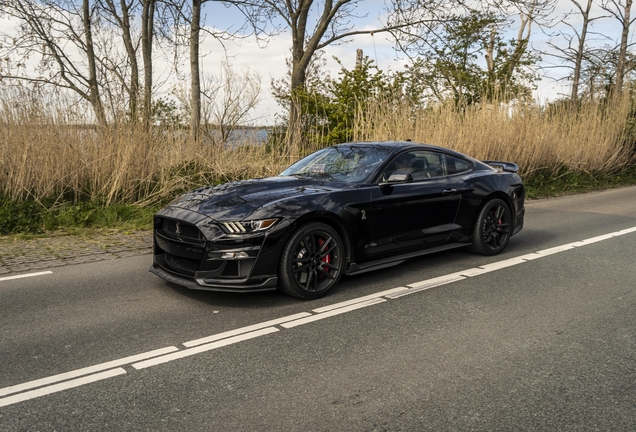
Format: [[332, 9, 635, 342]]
[[150, 141, 525, 299]]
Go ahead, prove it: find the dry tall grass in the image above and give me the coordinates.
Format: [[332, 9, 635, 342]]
[[0, 92, 294, 205], [1, 91, 634, 207], [354, 97, 635, 177]]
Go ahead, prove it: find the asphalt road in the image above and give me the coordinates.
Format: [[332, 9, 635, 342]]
[[2, 186, 636, 431]]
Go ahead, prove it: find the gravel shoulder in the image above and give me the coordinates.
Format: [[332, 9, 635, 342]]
[[0, 231, 152, 275]]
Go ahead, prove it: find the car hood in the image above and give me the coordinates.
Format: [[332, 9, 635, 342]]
[[164, 176, 342, 221]]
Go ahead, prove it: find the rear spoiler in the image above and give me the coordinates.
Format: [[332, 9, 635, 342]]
[[482, 161, 519, 173]]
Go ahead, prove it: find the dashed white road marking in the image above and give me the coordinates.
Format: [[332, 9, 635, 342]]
[[0, 346, 178, 398], [0, 369, 126, 408], [2, 225, 635, 408], [183, 312, 310, 348], [0, 271, 53, 282], [282, 298, 387, 328], [133, 327, 280, 369], [312, 287, 407, 313]]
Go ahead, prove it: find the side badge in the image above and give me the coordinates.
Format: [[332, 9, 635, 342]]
[[361, 210, 367, 220]]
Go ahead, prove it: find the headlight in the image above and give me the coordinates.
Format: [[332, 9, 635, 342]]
[[220, 218, 278, 234]]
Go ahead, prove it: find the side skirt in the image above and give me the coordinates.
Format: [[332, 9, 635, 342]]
[[346, 242, 470, 276]]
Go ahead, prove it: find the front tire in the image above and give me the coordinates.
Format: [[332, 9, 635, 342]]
[[469, 198, 511, 256], [278, 222, 344, 299]]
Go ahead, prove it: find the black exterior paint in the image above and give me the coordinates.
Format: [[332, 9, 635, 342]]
[[150, 142, 525, 293]]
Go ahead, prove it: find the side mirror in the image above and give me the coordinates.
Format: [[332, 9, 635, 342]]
[[380, 172, 413, 187]]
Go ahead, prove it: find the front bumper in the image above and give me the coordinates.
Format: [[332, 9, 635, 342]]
[[149, 263, 278, 293], [149, 211, 289, 293]]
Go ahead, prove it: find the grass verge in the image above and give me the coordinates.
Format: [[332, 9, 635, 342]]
[[524, 166, 636, 199], [0, 197, 160, 237]]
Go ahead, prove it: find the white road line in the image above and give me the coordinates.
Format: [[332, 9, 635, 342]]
[[133, 328, 279, 369], [478, 256, 529, 271], [0, 271, 53, 282], [183, 312, 311, 348], [458, 267, 493, 277], [575, 233, 617, 245], [408, 273, 466, 289], [0, 346, 178, 398], [0, 368, 126, 408], [3, 225, 636, 408], [532, 243, 578, 257], [386, 275, 466, 299], [617, 226, 636, 235], [312, 287, 407, 313], [282, 298, 387, 328]]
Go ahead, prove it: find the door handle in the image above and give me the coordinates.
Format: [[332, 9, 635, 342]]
[[442, 188, 458, 194]]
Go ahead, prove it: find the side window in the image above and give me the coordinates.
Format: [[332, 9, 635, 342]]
[[407, 151, 444, 180], [418, 152, 443, 179], [379, 150, 447, 182], [445, 155, 472, 175]]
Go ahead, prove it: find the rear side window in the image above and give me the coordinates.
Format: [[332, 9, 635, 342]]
[[445, 155, 472, 175]]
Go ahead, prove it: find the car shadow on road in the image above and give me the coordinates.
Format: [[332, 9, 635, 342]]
[[160, 280, 301, 309]]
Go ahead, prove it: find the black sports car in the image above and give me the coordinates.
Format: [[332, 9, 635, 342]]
[[150, 141, 525, 299]]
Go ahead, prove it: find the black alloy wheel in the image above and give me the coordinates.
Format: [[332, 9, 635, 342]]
[[278, 222, 344, 299], [469, 198, 511, 256]]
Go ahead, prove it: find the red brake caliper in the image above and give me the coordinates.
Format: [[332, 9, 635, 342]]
[[317, 238, 330, 279]]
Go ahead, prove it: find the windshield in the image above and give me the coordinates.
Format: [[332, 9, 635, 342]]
[[280, 145, 394, 183]]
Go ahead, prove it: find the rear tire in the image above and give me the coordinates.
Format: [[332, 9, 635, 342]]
[[278, 222, 344, 299], [469, 198, 511, 256]]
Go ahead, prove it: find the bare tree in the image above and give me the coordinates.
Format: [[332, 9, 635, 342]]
[[141, 0, 156, 126], [190, 0, 202, 140], [98, 0, 141, 121], [570, 1, 596, 106], [0, 0, 108, 124], [210, 63, 261, 144], [163, 0, 265, 141], [600, 0, 635, 97], [169, 61, 261, 144], [545, 1, 609, 109], [231, 0, 443, 149], [496, 0, 556, 80]]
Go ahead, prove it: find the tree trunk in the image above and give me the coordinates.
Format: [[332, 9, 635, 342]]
[[614, 0, 632, 97], [119, 0, 139, 122], [287, 51, 308, 154], [190, 0, 201, 141], [83, 0, 107, 126], [571, 0, 593, 110], [141, 0, 155, 128]]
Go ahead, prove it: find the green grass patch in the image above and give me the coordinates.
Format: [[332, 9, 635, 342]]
[[524, 165, 636, 199], [0, 196, 160, 236]]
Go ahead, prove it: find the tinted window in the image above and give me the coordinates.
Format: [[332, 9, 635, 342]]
[[445, 155, 472, 175], [378, 150, 445, 182]]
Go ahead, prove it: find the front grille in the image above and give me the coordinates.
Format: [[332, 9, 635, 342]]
[[154, 217, 206, 277], [157, 218, 205, 244]]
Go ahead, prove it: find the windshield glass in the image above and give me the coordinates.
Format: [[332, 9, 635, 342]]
[[280, 145, 394, 183]]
